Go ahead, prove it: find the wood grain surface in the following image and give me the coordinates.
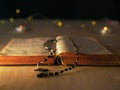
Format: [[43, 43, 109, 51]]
[[0, 19, 120, 90]]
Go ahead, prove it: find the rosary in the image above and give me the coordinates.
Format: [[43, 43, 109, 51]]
[[34, 37, 79, 78]]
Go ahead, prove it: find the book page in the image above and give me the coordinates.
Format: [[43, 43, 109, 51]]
[[75, 37, 112, 54], [0, 37, 51, 56], [56, 35, 76, 54], [0, 36, 112, 56]]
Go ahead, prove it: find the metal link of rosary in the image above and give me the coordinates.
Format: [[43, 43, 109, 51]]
[[34, 37, 79, 78]]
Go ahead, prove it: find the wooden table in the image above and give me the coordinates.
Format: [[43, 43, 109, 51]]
[[0, 19, 120, 90]]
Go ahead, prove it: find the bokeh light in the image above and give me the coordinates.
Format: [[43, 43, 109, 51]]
[[91, 20, 96, 26], [57, 21, 63, 27], [0, 20, 5, 24], [101, 26, 111, 35], [15, 25, 26, 33], [27, 16, 33, 21], [103, 26, 108, 31], [16, 9, 21, 14], [9, 18, 14, 22]]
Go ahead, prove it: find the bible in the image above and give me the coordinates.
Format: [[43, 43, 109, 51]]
[[0, 35, 119, 65]]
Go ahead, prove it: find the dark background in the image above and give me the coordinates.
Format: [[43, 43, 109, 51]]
[[0, 0, 120, 20]]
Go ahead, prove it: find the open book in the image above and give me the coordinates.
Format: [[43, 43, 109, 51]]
[[0, 35, 119, 65]]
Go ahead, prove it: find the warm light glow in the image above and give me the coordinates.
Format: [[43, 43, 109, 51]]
[[57, 21, 63, 27], [0, 20, 5, 24], [15, 25, 26, 33], [16, 9, 21, 14], [27, 16, 33, 21], [9, 18, 14, 22], [19, 25, 24, 28], [103, 26, 108, 31], [91, 20, 96, 26], [80, 24, 85, 28], [18, 25, 24, 32], [101, 29, 106, 34], [101, 26, 110, 35]]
